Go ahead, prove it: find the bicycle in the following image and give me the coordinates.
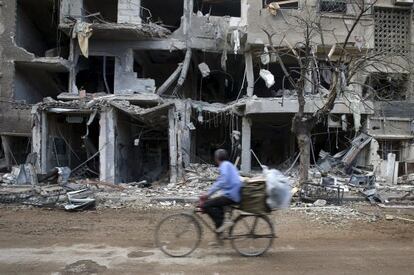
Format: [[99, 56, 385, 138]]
[[155, 204, 275, 257]]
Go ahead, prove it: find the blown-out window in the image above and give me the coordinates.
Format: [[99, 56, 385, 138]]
[[319, 0, 347, 13], [194, 0, 241, 17], [263, 0, 299, 9]]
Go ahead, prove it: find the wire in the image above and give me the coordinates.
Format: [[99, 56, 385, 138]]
[[103, 56, 111, 94], [250, 149, 263, 167], [236, 69, 247, 100]]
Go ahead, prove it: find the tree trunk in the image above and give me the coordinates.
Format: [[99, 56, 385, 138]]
[[297, 132, 311, 183], [292, 114, 314, 184]]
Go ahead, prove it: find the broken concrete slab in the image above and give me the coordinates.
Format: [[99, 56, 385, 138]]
[[15, 57, 71, 72]]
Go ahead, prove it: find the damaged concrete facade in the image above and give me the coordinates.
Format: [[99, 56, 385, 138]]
[[0, 0, 414, 184]]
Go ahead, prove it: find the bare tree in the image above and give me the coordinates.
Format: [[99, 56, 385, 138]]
[[261, 0, 411, 182]]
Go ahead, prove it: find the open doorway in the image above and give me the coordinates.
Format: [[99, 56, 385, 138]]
[[250, 114, 295, 169], [45, 112, 100, 179], [192, 111, 239, 165], [115, 109, 170, 183]]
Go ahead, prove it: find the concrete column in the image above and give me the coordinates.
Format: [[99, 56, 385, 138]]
[[245, 52, 254, 97], [180, 100, 192, 168], [40, 111, 48, 173], [241, 117, 252, 174], [168, 107, 178, 183], [240, 0, 249, 26], [99, 108, 116, 183], [68, 38, 80, 94], [118, 0, 142, 24], [183, 0, 194, 36], [31, 107, 42, 172]]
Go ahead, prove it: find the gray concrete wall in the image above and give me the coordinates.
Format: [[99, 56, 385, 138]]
[[246, 0, 375, 48], [0, 0, 34, 135], [60, 0, 84, 24], [118, 0, 141, 24]]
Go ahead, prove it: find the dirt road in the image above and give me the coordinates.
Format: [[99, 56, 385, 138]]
[[0, 205, 412, 275]]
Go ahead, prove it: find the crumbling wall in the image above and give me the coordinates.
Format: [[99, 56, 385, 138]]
[[114, 49, 156, 94]]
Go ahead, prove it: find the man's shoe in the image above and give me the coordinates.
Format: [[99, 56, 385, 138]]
[[215, 221, 234, 233]]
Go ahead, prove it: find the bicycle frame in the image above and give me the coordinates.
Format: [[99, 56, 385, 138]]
[[189, 207, 269, 240], [191, 208, 225, 236]]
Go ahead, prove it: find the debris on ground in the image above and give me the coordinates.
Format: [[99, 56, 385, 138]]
[[313, 199, 327, 207], [291, 202, 383, 227], [65, 189, 96, 211], [385, 214, 414, 222], [182, 163, 219, 189]]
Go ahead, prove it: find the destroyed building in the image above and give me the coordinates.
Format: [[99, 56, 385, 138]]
[[0, 0, 414, 185]]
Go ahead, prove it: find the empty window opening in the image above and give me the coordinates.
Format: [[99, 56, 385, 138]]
[[83, 0, 118, 23], [254, 60, 300, 98], [194, 0, 241, 17], [363, 73, 407, 101], [263, 0, 299, 9], [195, 52, 245, 102], [374, 7, 410, 54], [16, 0, 68, 57], [45, 113, 100, 179], [115, 110, 169, 183], [318, 62, 336, 91], [133, 50, 184, 89], [378, 140, 401, 161], [319, 0, 347, 13], [76, 56, 115, 94], [14, 63, 68, 104], [141, 0, 184, 31]]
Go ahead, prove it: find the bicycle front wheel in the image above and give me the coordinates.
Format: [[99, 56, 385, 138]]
[[155, 213, 202, 257], [230, 214, 274, 257]]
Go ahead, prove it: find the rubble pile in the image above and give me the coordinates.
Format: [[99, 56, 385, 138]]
[[95, 167, 218, 209], [183, 163, 219, 189], [295, 133, 414, 206], [0, 162, 219, 210]]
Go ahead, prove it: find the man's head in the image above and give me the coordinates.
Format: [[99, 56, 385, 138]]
[[214, 149, 228, 165]]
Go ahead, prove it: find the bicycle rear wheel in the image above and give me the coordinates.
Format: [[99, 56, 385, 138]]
[[229, 214, 274, 257], [155, 213, 202, 257]]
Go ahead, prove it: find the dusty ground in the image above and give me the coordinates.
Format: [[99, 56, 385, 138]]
[[0, 204, 412, 275]]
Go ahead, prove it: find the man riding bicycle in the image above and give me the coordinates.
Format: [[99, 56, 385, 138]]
[[202, 149, 242, 233], [155, 148, 276, 257]]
